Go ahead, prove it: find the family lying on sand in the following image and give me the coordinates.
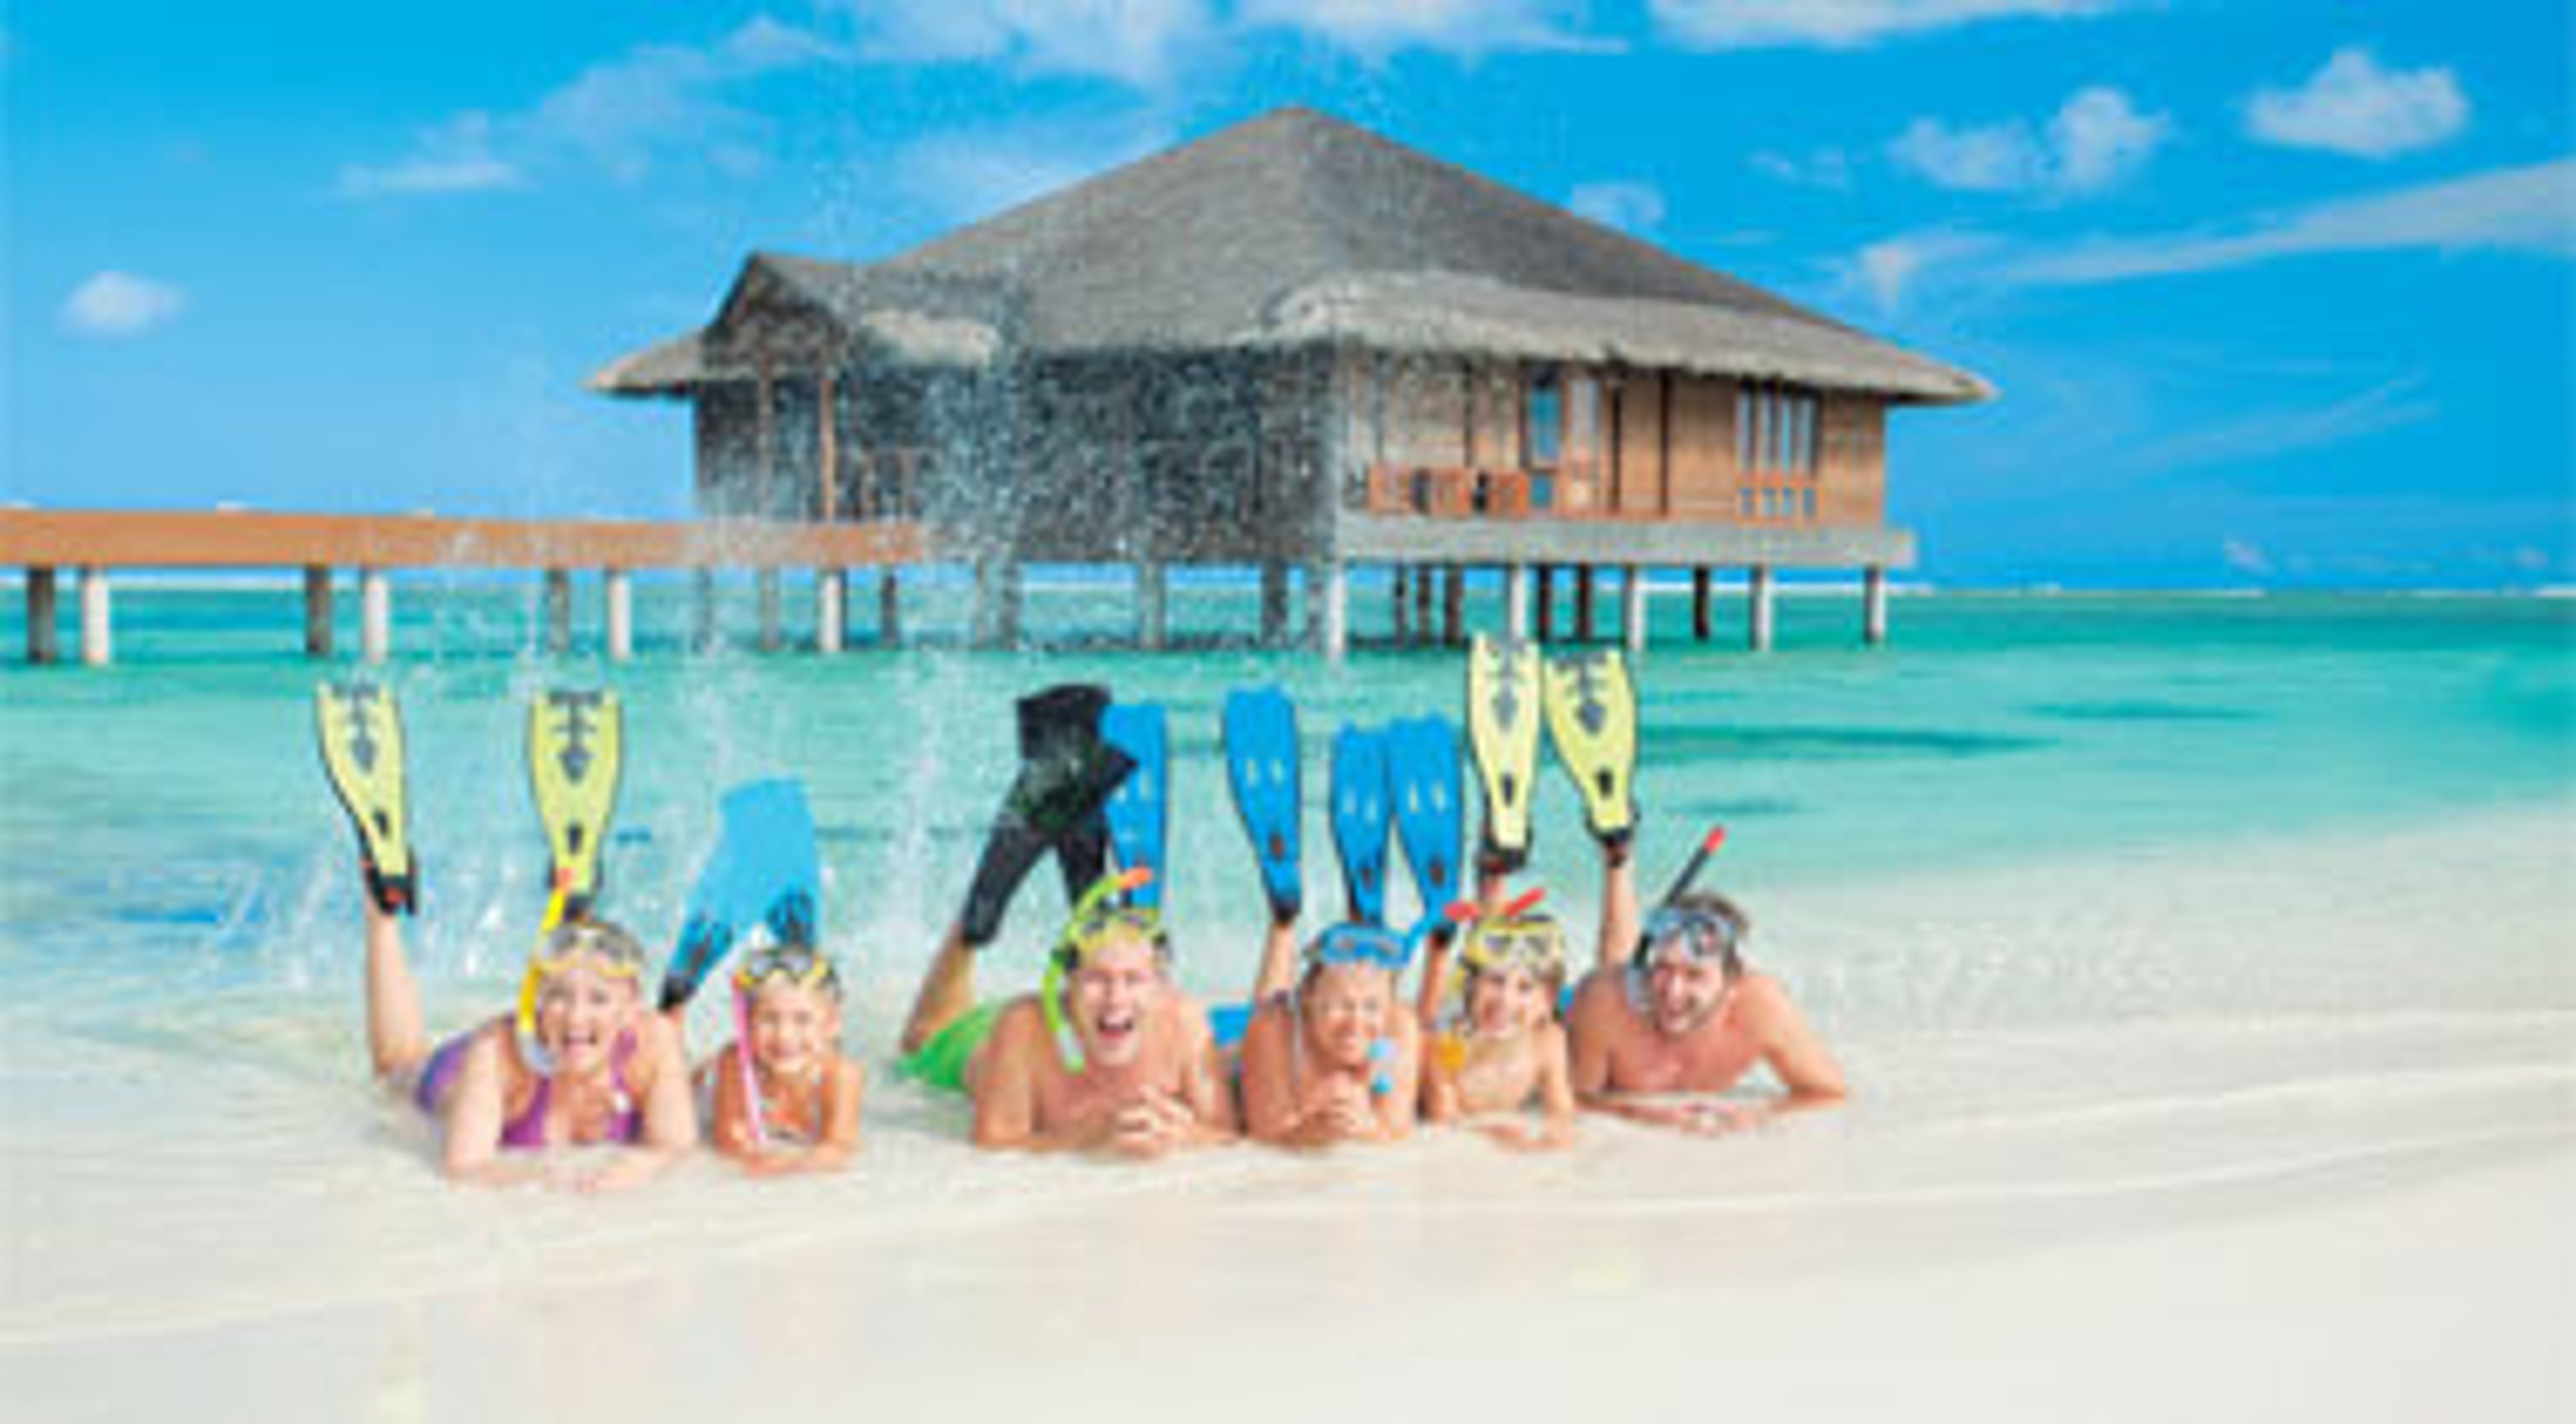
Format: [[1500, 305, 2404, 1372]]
[[321, 642, 1843, 1191]]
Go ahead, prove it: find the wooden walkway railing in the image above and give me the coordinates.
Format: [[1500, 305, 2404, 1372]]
[[1, 509, 928, 666]]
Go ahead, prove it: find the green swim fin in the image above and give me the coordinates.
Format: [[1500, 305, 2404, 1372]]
[[527, 689, 623, 917], [1466, 634, 1543, 873], [315, 680, 417, 916], [1542, 648, 1638, 847]]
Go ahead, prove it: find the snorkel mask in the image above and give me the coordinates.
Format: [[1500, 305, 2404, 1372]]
[[1629, 825, 1747, 980], [1041, 866, 1167, 1072], [1455, 887, 1564, 980], [515, 888, 646, 1070]]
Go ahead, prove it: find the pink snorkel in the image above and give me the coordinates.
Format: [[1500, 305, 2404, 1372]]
[[735, 976, 769, 1153]]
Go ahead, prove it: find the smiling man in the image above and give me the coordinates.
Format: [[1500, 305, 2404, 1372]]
[[1566, 854, 1847, 1133], [900, 868, 1236, 1156]]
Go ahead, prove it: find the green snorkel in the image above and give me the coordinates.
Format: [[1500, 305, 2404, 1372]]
[[1040, 866, 1163, 1074]]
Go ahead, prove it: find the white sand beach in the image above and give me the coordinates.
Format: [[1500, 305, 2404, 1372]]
[[5, 797, 2570, 1422]]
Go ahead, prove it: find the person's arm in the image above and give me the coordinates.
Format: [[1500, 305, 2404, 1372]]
[[438, 1030, 535, 1187], [709, 1050, 758, 1160], [1420, 1037, 1462, 1123], [1177, 1009, 1239, 1146], [579, 1017, 696, 1192], [1368, 1016, 1419, 1140], [786, 1060, 866, 1173], [1530, 1024, 1578, 1148], [1568, 976, 1618, 1107]]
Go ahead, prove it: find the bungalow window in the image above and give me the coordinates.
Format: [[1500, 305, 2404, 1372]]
[[1526, 370, 1564, 469], [1735, 383, 1821, 476]]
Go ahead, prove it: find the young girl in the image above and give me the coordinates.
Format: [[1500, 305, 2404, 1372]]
[[1419, 893, 1576, 1152], [706, 939, 865, 1176]]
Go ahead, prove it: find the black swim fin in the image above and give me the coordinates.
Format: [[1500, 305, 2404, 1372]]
[[958, 686, 1136, 949], [1019, 684, 1114, 904]]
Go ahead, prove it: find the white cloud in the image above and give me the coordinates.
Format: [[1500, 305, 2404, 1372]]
[[339, 18, 833, 199], [60, 271, 187, 338], [1653, 0, 2124, 50], [1752, 148, 1854, 190], [337, 112, 522, 197], [2131, 376, 2438, 476], [1839, 157, 2574, 317], [1238, 0, 1602, 59], [2050, 87, 2167, 191], [847, 0, 1214, 87], [1890, 117, 2048, 192], [1892, 86, 2167, 196], [2221, 538, 2273, 576], [1841, 230, 1998, 313], [2247, 49, 2468, 159], [2015, 156, 2575, 285], [1568, 181, 1667, 235], [897, 115, 1175, 224]]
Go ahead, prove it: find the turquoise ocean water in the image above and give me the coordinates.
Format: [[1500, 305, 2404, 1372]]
[[2, 582, 2571, 1023]]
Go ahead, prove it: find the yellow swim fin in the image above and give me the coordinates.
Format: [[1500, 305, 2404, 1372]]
[[1542, 648, 1638, 846], [315, 680, 417, 915], [1465, 633, 1543, 872], [527, 689, 623, 915]]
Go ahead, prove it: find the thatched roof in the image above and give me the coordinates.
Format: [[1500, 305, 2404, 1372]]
[[591, 107, 1990, 403]]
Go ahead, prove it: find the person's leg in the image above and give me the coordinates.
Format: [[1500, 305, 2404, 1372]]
[[1250, 913, 1300, 1003], [365, 897, 431, 1080], [1596, 839, 1638, 974], [901, 921, 981, 1055]]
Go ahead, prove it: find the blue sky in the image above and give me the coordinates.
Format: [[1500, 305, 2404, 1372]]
[[7, 0, 2571, 587]]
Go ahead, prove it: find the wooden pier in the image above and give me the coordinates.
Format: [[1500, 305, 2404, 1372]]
[[1, 509, 924, 666]]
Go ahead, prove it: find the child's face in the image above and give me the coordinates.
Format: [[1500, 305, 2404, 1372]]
[[747, 982, 840, 1077], [1466, 965, 1550, 1037]]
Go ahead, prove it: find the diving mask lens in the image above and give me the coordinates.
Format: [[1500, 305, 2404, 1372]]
[[1640, 905, 1741, 968], [1310, 923, 1409, 970], [733, 941, 840, 997]]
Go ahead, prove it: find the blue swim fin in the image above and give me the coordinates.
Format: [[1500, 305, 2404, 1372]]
[[1222, 687, 1302, 924], [1389, 715, 1466, 919], [1330, 725, 1393, 926], [659, 778, 820, 1012], [1099, 703, 1169, 909]]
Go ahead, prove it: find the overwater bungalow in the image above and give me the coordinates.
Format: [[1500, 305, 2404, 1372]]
[[593, 107, 1988, 656]]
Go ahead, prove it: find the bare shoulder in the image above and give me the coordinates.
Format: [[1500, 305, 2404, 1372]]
[[989, 995, 1053, 1051], [1732, 971, 1794, 1015], [1538, 1020, 1573, 1057], [1158, 989, 1215, 1044], [832, 1056, 867, 1095]]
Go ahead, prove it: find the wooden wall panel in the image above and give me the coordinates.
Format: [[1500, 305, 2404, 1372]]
[[1381, 362, 1469, 468], [1664, 375, 1738, 518], [1611, 373, 1668, 516], [1815, 397, 1886, 526]]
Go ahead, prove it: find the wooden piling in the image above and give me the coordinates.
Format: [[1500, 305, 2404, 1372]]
[[25, 567, 58, 664], [303, 566, 333, 658]]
